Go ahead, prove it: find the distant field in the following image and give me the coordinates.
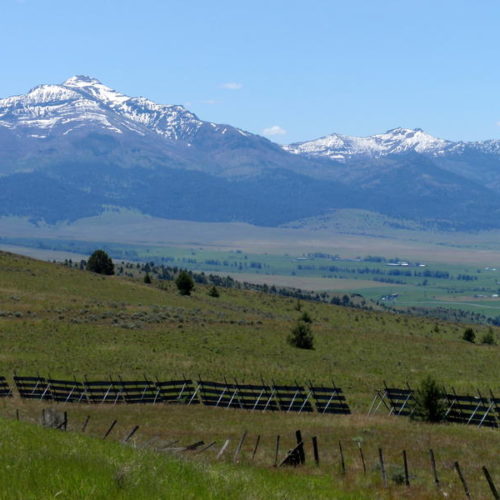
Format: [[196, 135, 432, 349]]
[[6, 209, 500, 264], [0, 243, 89, 262], [210, 272, 392, 291], [3, 235, 500, 321]]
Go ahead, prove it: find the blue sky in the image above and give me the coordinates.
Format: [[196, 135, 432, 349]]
[[1, 0, 500, 143]]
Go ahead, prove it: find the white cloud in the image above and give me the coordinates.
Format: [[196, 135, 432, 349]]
[[262, 125, 287, 136], [220, 82, 243, 90]]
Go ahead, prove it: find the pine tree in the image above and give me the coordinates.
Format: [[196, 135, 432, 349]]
[[463, 328, 475, 343], [175, 271, 194, 296], [86, 250, 114, 275], [411, 376, 447, 423], [287, 321, 314, 349]]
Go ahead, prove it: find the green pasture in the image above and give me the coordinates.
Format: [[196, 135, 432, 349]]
[[0, 251, 498, 411], [0, 417, 363, 500], [0, 251, 499, 499], [1, 405, 498, 500]]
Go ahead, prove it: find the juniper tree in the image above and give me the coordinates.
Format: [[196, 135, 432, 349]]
[[411, 375, 447, 423], [175, 270, 194, 296], [287, 321, 314, 349], [86, 250, 114, 275], [463, 328, 475, 343]]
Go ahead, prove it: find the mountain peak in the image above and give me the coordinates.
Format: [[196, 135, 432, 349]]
[[285, 128, 451, 160], [62, 75, 130, 108], [386, 127, 409, 133], [63, 75, 103, 87], [384, 127, 425, 136], [0, 75, 214, 142]]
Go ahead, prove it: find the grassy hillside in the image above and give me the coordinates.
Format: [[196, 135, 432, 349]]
[[0, 251, 498, 499], [1, 403, 498, 499], [0, 251, 498, 410], [0, 417, 363, 500]]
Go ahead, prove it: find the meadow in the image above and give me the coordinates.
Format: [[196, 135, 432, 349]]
[[1, 417, 363, 500], [1, 397, 499, 499], [0, 251, 499, 409], [0, 251, 499, 498]]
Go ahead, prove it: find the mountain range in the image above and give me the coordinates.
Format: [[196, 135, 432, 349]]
[[1, 76, 500, 230]]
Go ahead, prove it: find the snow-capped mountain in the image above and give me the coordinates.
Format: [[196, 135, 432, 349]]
[[0, 75, 317, 179], [285, 127, 500, 194], [0, 75, 238, 142], [1, 76, 500, 231], [284, 127, 500, 161]]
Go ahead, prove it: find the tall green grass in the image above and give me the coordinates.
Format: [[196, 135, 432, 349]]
[[0, 418, 365, 500]]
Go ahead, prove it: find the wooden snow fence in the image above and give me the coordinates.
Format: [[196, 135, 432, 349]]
[[369, 383, 499, 428], [10, 374, 356, 417], [0, 376, 13, 398]]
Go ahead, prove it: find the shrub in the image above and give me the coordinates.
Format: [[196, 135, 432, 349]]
[[388, 465, 406, 485], [299, 311, 312, 323], [86, 250, 114, 275], [463, 328, 475, 343], [175, 271, 194, 296], [287, 321, 314, 349], [144, 273, 152, 284], [481, 329, 496, 345], [208, 286, 219, 298], [411, 375, 447, 423]]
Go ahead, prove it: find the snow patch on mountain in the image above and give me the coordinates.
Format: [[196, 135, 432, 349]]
[[117, 96, 203, 141], [285, 128, 456, 160], [64, 75, 130, 107]]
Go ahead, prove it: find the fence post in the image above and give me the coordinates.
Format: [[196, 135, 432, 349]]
[[81, 415, 90, 433], [454, 461, 472, 500], [312, 436, 319, 465], [122, 425, 139, 443], [295, 430, 305, 464], [103, 419, 117, 439], [217, 439, 230, 460], [357, 442, 366, 474], [339, 440, 346, 475], [482, 466, 499, 500], [403, 450, 410, 486], [251, 435, 261, 461], [429, 449, 439, 486], [233, 431, 247, 463], [379, 448, 387, 487], [274, 435, 280, 467], [195, 441, 217, 454]]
